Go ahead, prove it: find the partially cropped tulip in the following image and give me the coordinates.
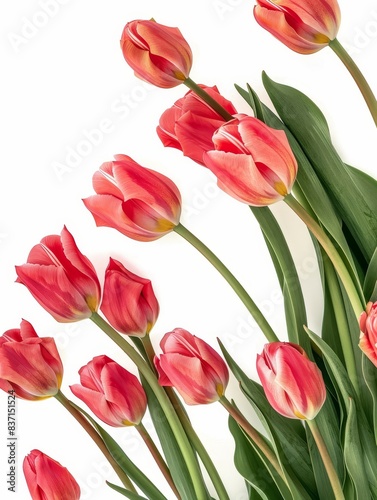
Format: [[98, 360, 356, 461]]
[[83, 154, 181, 241], [157, 85, 237, 165], [70, 355, 147, 427], [0, 320, 63, 400], [23, 449, 80, 500], [121, 19, 192, 88], [154, 328, 229, 405], [359, 302, 377, 367], [253, 0, 341, 55], [101, 258, 159, 337], [257, 342, 326, 420], [15, 226, 101, 322], [203, 115, 298, 206]]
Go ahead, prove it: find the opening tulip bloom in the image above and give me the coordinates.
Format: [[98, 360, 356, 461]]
[[0, 320, 63, 400], [100, 258, 159, 337], [203, 115, 298, 206], [154, 328, 229, 405], [15, 226, 101, 322], [257, 342, 326, 420], [70, 355, 147, 427], [359, 301, 377, 367], [157, 85, 237, 165], [121, 19, 192, 88], [23, 449, 80, 500], [83, 154, 182, 242], [254, 0, 341, 54]]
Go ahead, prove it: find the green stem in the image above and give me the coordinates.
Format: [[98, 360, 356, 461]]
[[55, 391, 136, 492], [174, 223, 279, 343], [142, 334, 157, 372], [329, 38, 377, 127], [90, 313, 209, 500], [307, 419, 345, 500], [183, 77, 235, 121]]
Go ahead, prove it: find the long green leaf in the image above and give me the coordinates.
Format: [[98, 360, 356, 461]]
[[364, 246, 377, 302], [106, 481, 148, 499]]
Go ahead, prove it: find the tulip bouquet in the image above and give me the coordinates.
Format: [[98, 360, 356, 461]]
[[1, 0, 377, 499]]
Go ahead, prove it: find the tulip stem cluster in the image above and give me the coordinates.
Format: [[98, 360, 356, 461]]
[[183, 78, 235, 121]]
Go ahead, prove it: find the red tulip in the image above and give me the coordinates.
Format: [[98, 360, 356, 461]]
[[254, 0, 341, 54], [121, 19, 192, 88], [203, 115, 298, 206], [257, 342, 326, 420], [83, 155, 181, 242], [359, 301, 377, 367], [100, 258, 159, 337], [0, 320, 63, 400], [157, 85, 237, 165], [15, 226, 101, 322], [70, 355, 147, 427], [154, 328, 229, 405], [23, 449, 80, 500]]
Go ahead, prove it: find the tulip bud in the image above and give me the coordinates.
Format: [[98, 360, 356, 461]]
[[121, 19, 193, 88], [257, 342, 326, 420], [359, 301, 377, 367]]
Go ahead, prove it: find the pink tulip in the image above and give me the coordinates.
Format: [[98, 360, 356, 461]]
[[359, 301, 377, 367], [83, 155, 181, 242], [15, 226, 101, 322], [154, 328, 229, 405], [257, 342, 326, 420], [0, 320, 63, 400], [254, 0, 341, 54], [121, 19, 192, 88], [100, 258, 159, 337], [157, 85, 237, 165], [70, 355, 147, 427], [203, 115, 298, 206], [23, 449, 80, 500]]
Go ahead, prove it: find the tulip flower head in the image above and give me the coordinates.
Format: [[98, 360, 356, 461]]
[[257, 342, 326, 420], [254, 0, 341, 54], [23, 449, 80, 500], [83, 155, 182, 242], [359, 301, 377, 367], [121, 19, 193, 88]]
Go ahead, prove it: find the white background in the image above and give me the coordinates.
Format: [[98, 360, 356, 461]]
[[0, 1, 376, 498]]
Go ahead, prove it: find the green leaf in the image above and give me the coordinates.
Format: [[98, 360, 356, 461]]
[[364, 246, 377, 302], [362, 354, 377, 443], [106, 481, 148, 499]]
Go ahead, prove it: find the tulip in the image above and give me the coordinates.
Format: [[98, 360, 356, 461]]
[[0, 320, 63, 400], [154, 328, 229, 405], [83, 155, 181, 242], [15, 226, 101, 322], [359, 301, 377, 367], [101, 258, 159, 337], [253, 0, 341, 55], [257, 342, 326, 420], [70, 355, 147, 427], [23, 449, 80, 500], [157, 85, 237, 165], [120, 19, 192, 88], [203, 115, 298, 206]]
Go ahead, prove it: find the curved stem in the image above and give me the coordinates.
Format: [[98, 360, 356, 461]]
[[329, 38, 377, 127], [183, 77, 234, 121], [174, 223, 279, 343], [55, 391, 136, 492]]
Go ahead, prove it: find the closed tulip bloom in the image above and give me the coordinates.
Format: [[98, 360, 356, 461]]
[[359, 302, 377, 367], [257, 342, 326, 420], [23, 449, 80, 500], [101, 258, 159, 337], [203, 115, 298, 206], [121, 19, 192, 88], [154, 328, 229, 405], [15, 226, 101, 322], [83, 155, 181, 242], [157, 85, 237, 165], [0, 320, 63, 400], [254, 0, 341, 54], [70, 355, 147, 427]]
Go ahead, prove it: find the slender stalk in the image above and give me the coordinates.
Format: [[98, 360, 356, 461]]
[[90, 312, 209, 500], [307, 419, 345, 500], [329, 38, 377, 127], [142, 334, 157, 371], [55, 391, 136, 492], [183, 77, 234, 121], [174, 223, 279, 343]]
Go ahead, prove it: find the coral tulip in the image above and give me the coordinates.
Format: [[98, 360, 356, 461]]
[[83, 155, 181, 242], [359, 301, 377, 367]]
